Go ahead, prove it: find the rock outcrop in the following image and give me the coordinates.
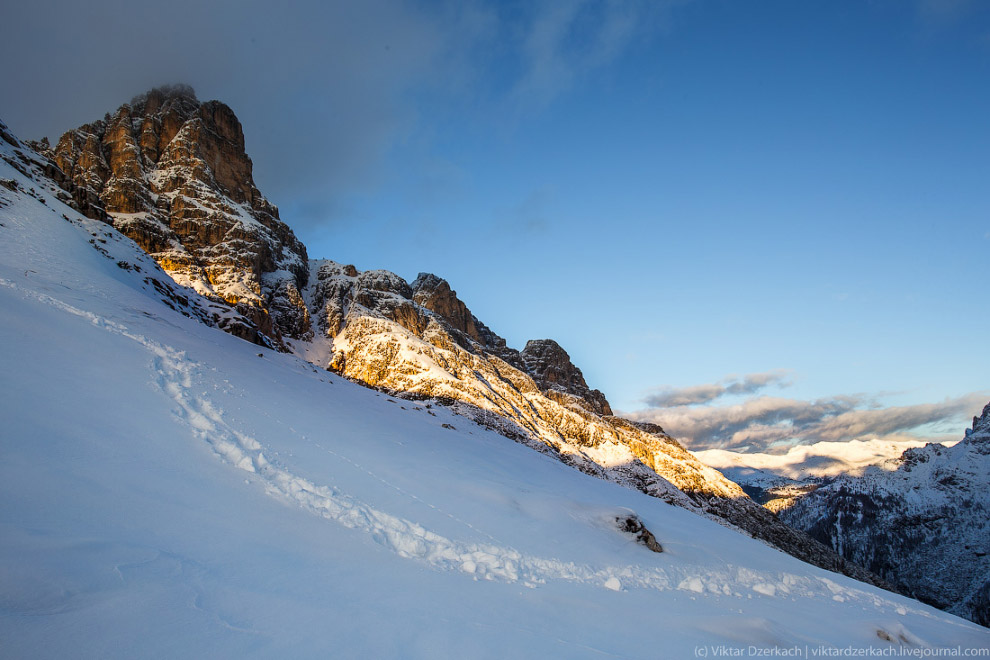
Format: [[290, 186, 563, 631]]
[[1, 116, 277, 349], [521, 339, 612, 416], [616, 514, 663, 553], [39, 85, 310, 346], [411, 273, 507, 353], [778, 402, 990, 626], [968, 401, 990, 441]]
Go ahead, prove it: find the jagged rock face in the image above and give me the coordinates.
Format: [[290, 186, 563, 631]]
[[266, 278, 312, 341], [41, 85, 310, 344], [411, 273, 508, 353], [779, 402, 990, 626], [0, 117, 277, 350], [303, 260, 883, 588], [966, 401, 990, 447], [521, 339, 613, 416]]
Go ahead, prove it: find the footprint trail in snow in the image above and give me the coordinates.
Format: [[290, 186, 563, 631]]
[[0, 276, 936, 617]]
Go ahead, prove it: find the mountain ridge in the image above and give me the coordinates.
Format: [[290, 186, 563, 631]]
[[22, 87, 882, 589]]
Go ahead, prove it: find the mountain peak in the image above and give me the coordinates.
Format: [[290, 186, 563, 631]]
[[41, 88, 310, 347], [521, 339, 613, 416], [967, 401, 990, 438], [411, 272, 504, 350]]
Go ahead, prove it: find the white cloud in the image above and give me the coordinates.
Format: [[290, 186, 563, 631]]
[[626, 383, 987, 452], [696, 436, 957, 480]]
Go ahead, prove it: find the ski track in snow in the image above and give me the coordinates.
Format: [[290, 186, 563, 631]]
[[0, 276, 939, 617]]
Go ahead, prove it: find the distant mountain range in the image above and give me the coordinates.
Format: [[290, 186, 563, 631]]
[[774, 406, 990, 626], [701, 413, 989, 626], [696, 438, 939, 507]]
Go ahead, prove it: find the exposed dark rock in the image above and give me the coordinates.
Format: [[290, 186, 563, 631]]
[[624, 420, 666, 436], [267, 278, 312, 341], [617, 514, 663, 553], [521, 339, 612, 416], [411, 273, 511, 355]]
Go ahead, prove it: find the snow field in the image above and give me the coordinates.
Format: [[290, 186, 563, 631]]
[[1, 138, 987, 657], [1, 271, 977, 628]]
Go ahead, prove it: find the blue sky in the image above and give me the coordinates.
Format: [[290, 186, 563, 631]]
[[2, 0, 987, 450]]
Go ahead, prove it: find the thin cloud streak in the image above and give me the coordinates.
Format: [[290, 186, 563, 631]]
[[644, 369, 792, 407], [503, 0, 687, 115]]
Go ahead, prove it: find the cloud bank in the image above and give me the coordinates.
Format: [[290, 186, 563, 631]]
[[628, 374, 987, 452], [0, 0, 680, 232]]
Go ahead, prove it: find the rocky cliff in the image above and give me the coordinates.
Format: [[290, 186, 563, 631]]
[[521, 339, 613, 416], [778, 402, 990, 626], [36, 85, 310, 346], [1, 117, 275, 347]]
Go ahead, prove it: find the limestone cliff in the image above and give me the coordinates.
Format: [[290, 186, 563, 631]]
[[1, 116, 276, 348], [521, 339, 612, 416], [39, 85, 310, 346]]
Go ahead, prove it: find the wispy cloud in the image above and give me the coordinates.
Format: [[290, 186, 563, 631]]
[[627, 380, 987, 452], [916, 0, 977, 25], [504, 0, 685, 113], [644, 370, 791, 407], [0, 0, 694, 231]]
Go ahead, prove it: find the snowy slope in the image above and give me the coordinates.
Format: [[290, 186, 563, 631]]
[[32, 91, 881, 584], [2, 125, 988, 657], [288, 260, 881, 586]]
